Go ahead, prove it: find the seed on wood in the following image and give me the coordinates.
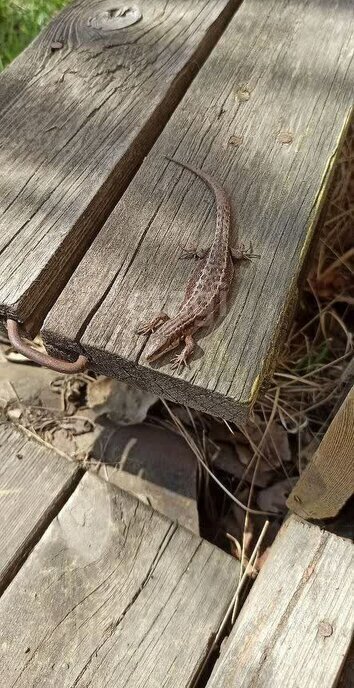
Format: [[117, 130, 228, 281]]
[[278, 130, 294, 144], [318, 621, 333, 637], [51, 41, 63, 51], [236, 87, 250, 102], [228, 135, 244, 147]]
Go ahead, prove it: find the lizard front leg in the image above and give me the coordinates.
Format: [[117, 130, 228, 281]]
[[179, 243, 210, 261], [171, 334, 195, 372], [135, 311, 170, 336]]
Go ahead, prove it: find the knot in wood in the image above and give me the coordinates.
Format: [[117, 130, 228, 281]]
[[88, 4, 142, 31]]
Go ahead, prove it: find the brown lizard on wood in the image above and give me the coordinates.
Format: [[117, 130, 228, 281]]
[[136, 157, 257, 371]]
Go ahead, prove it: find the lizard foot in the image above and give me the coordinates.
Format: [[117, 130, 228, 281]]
[[135, 312, 169, 336], [170, 335, 194, 373], [171, 351, 190, 373], [178, 243, 210, 261], [230, 242, 260, 262]]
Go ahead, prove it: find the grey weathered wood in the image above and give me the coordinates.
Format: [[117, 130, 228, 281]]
[[43, 0, 354, 420], [104, 465, 199, 534], [287, 386, 354, 519], [0, 471, 239, 687], [208, 516, 354, 688], [0, 0, 239, 332], [0, 423, 80, 593]]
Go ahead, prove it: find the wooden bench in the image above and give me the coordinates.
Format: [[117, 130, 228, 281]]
[[0, 424, 352, 687], [1, 3, 353, 676], [41, 0, 353, 420], [0, 0, 352, 420]]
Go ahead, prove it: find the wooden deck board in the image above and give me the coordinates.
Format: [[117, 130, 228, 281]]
[[0, 471, 239, 687], [207, 516, 354, 688], [0, 423, 80, 594], [43, 0, 354, 419], [0, 0, 239, 332], [287, 386, 354, 520]]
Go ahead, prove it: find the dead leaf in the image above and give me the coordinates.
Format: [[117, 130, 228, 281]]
[[232, 417, 292, 485], [50, 428, 75, 455], [4, 351, 37, 365], [257, 478, 297, 513], [233, 444, 270, 487], [222, 488, 255, 559], [211, 442, 246, 479], [7, 407, 22, 422], [87, 377, 158, 425]]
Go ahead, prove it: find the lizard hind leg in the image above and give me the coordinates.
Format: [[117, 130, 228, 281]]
[[135, 311, 170, 336]]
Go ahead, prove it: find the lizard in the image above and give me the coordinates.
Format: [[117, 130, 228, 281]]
[[136, 157, 257, 371]]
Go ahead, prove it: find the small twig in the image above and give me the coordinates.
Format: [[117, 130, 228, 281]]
[[233, 457, 260, 623], [318, 244, 354, 278], [15, 423, 72, 461], [118, 437, 137, 471], [213, 520, 270, 647]]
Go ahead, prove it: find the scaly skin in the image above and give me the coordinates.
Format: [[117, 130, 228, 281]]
[[136, 158, 251, 371]]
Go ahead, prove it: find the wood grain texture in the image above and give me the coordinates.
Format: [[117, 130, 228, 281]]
[[0, 423, 80, 594], [43, 0, 354, 420], [0, 0, 239, 332], [287, 386, 354, 519], [0, 471, 239, 687], [208, 516, 354, 688]]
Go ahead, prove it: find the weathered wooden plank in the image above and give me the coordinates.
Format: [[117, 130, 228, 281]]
[[207, 516, 354, 688], [0, 423, 80, 593], [0, 471, 239, 687], [287, 386, 354, 519], [43, 0, 354, 420], [0, 0, 240, 332]]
